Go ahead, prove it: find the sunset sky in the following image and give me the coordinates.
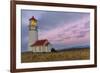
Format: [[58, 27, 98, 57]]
[[21, 10, 90, 52]]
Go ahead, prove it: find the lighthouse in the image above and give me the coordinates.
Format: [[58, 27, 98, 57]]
[[28, 16, 38, 51], [28, 16, 52, 52]]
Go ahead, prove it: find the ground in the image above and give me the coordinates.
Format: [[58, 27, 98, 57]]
[[21, 48, 90, 63]]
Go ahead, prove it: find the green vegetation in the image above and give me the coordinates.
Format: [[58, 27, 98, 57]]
[[21, 48, 90, 63]]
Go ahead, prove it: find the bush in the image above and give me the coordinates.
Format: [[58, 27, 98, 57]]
[[51, 48, 56, 52]]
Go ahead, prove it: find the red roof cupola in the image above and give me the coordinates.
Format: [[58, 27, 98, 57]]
[[29, 16, 37, 21]]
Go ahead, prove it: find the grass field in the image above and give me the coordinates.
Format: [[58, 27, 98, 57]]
[[21, 48, 90, 63]]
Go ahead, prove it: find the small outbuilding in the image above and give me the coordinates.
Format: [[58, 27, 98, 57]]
[[31, 39, 52, 52]]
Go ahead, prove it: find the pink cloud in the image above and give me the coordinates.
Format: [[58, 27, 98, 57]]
[[39, 16, 90, 46]]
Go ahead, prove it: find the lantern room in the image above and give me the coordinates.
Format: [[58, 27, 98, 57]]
[[29, 16, 37, 30]]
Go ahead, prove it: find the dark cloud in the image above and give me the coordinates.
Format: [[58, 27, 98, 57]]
[[75, 34, 85, 38], [62, 37, 72, 40], [38, 11, 89, 30]]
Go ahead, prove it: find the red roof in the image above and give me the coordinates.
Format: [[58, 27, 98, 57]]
[[31, 39, 50, 46], [29, 16, 37, 21]]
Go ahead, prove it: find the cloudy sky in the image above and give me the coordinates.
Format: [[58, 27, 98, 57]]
[[21, 10, 90, 52]]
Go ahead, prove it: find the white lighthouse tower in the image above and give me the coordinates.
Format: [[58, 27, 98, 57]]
[[28, 16, 38, 51]]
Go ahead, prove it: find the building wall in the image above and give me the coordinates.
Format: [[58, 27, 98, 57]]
[[32, 46, 36, 52], [48, 44, 52, 52], [32, 45, 51, 52]]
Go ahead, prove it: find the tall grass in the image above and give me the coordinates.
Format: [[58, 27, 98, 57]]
[[21, 48, 90, 63]]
